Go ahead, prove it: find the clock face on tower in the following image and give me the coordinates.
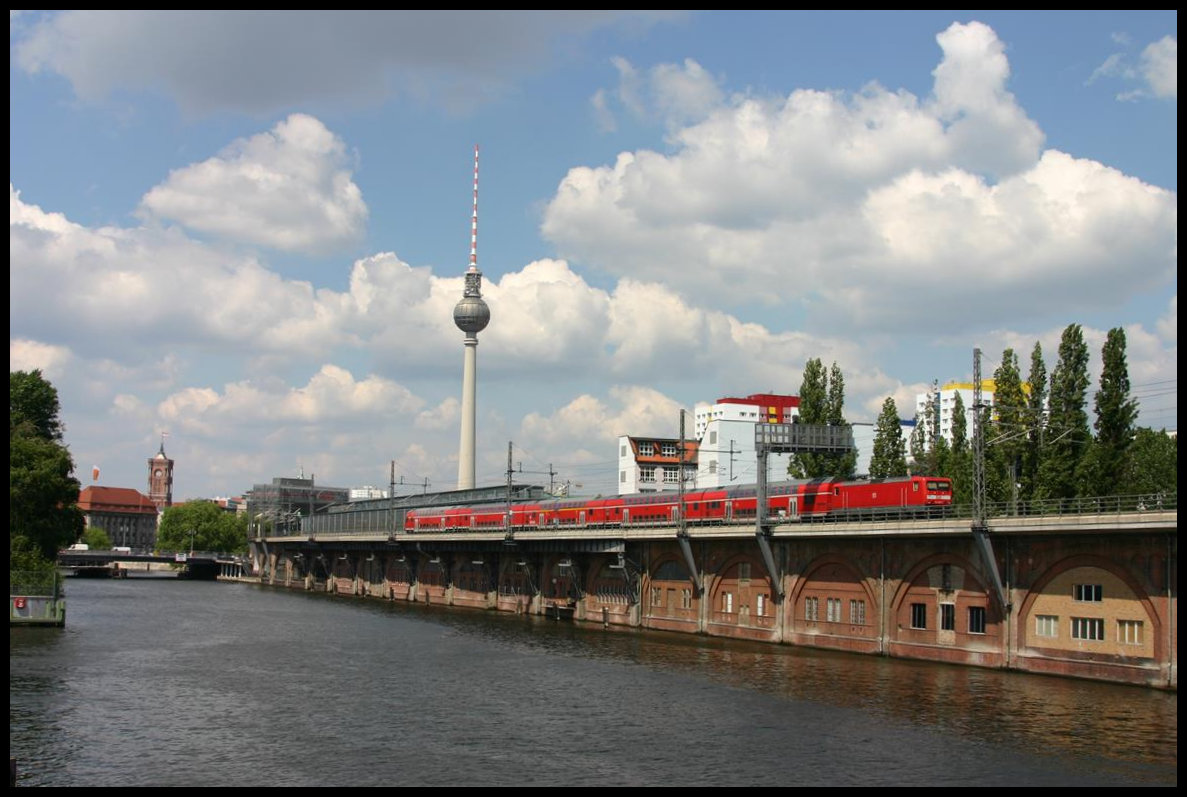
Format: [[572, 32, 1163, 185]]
[[155, 469, 163, 478]]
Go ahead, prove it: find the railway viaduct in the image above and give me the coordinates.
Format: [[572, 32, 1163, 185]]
[[247, 505, 1176, 690]]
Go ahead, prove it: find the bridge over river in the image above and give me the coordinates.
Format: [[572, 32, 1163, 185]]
[[57, 550, 248, 580]]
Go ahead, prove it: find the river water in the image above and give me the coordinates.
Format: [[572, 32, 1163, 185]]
[[9, 576, 1177, 786]]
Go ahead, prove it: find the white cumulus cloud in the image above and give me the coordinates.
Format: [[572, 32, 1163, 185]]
[[542, 22, 1175, 336], [139, 114, 367, 253]]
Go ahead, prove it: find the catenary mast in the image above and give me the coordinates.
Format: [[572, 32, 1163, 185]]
[[453, 145, 491, 489]]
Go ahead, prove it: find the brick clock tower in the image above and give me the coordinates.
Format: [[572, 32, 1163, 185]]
[[148, 437, 174, 511]]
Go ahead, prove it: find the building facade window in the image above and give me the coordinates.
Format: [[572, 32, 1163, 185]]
[[1035, 614, 1058, 638], [681, 589, 692, 609], [1073, 583, 1103, 602], [640, 467, 656, 483], [911, 603, 927, 629], [826, 597, 842, 623], [662, 443, 677, 457], [968, 606, 986, 635], [650, 587, 662, 607], [620, 471, 626, 483], [805, 596, 819, 622], [722, 592, 733, 614], [850, 599, 866, 626], [1071, 617, 1105, 641], [737, 562, 750, 581], [664, 468, 678, 483], [756, 594, 765, 617], [940, 603, 955, 631], [1117, 620, 1143, 645]]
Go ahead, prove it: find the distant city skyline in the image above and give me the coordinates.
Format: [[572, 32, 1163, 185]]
[[10, 11, 1177, 500]]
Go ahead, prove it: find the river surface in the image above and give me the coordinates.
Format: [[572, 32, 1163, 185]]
[[9, 576, 1177, 786]]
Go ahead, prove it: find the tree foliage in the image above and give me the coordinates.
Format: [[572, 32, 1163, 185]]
[[788, 359, 826, 478], [1020, 341, 1047, 502], [11, 369, 64, 441], [944, 392, 973, 506], [1035, 324, 1091, 500], [869, 398, 907, 478], [788, 359, 857, 478], [10, 371, 83, 564], [157, 501, 248, 554], [1078, 327, 1140, 496], [1120, 428, 1176, 499], [987, 348, 1026, 505], [83, 526, 113, 550]]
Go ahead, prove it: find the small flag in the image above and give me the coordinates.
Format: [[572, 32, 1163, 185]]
[[92, 466, 100, 482]]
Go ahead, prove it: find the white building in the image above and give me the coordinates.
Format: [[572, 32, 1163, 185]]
[[617, 436, 699, 495], [914, 381, 998, 445], [692, 394, 800, 488], [349, 486, 389, 501]]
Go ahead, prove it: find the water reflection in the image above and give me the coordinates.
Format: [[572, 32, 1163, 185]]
[[366, 595, 1176, 769], [10, 579, 1177, 787]]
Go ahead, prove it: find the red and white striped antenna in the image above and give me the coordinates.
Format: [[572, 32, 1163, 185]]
[[469, 144, 479, 270]]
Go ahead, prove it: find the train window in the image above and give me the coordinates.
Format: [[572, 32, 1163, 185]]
[[913, 482, 919, 492]]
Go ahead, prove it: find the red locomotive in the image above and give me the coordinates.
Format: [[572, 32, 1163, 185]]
[[405, 475, 953, 532]]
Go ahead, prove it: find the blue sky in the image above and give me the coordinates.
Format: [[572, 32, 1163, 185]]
[[10, 11, 1177, 500]]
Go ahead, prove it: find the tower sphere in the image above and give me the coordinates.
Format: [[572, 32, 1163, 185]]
[[453, 295, 490, 335]]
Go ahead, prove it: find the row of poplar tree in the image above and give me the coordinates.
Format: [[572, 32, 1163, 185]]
[[792, 324, 1176, 508]]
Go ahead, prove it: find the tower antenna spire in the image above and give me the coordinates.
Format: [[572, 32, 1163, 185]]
[[470, 143, 479, 270]]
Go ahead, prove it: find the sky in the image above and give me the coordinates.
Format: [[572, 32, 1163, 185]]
[[9, 11, 1178, 501]]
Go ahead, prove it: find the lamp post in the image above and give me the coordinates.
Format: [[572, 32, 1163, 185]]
[[189, 529, 196, 556]]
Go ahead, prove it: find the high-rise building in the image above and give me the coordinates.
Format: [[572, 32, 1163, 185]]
[[693, 394, 800, 487], [453, 145, 491, 490], [914, 381, 1000, 445]]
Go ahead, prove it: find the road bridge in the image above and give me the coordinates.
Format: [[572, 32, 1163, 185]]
[[58, 550, 247, 580]]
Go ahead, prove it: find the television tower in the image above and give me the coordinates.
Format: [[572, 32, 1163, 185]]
[[453, 144, 491, 489]]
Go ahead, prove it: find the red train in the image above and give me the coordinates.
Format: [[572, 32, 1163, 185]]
[[405, 475, 953, 532]]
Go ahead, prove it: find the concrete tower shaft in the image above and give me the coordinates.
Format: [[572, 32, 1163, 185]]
[[454, 145, 489, 489]]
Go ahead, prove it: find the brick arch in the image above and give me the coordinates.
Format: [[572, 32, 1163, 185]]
[[648, 555, 693, 584], [888, 551, 989, 613], [1017, 553, 1162, 660], [706, 552, 771, 596], [706, 551, 773, 624], [788, 553, 876, 608], [887, 551, 1001, 647]]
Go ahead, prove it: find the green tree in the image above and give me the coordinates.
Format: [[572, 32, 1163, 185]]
[[1078, 328, 1139, 496], [10, 371, 83, 564], [1020, 341, 1047, 502], [869, 398, 907, 478], [1120, 428, 1177, 501], [157, 501, 248, 554], [988, 348, 1027, 506], [788, 358, 827, 478], [82, 527, 113, 550], [826, 363, 858, 478], [908, 411, 929, 471], [11, 369, 65, 441], [1035, 324, 1091, 501], [945, 392, 973, 507], [788, 359, 857, 478]]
